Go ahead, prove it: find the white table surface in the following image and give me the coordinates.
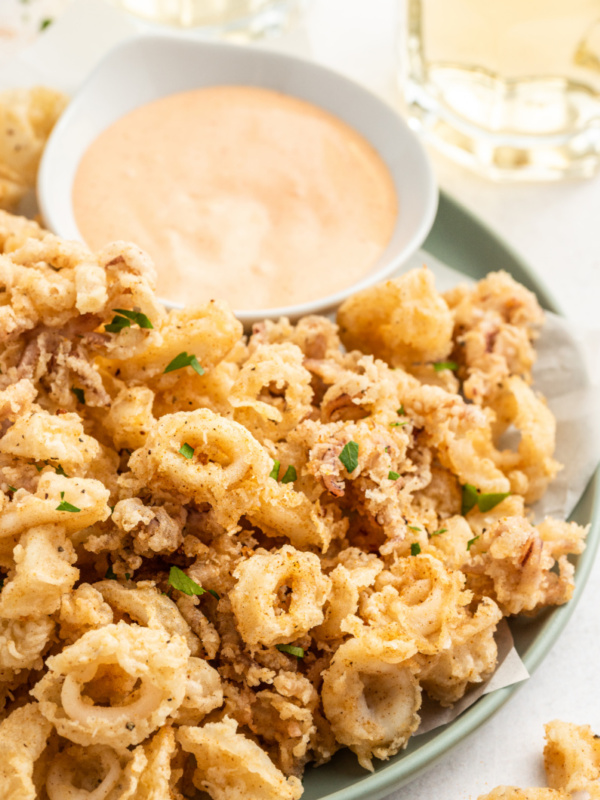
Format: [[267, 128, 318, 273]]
[[2, 1, 600, 798]]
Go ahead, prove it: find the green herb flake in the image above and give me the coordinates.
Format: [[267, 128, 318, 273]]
[[40, 17, 53, 30], [339, 441, 359, 473], [54, 464, 69, 477], [461, 483, 479, 516], [281, 465, 297, 484], [164, 351, 204, 376], [397, 405, 405, 416], [390, 421, 409, 427], [433, 361, 458, 372], [56, 499, 81, 513], [467, 535, 480, 551], [33, 462, 44, 473], [71, 387, 85, 404], [7, 485, 16, 493], [408, 524, 421, 532], [477, 492, 511, 512], [208, 589, 220, 600], [410, 542, 421, 556], [462, 483, 510, 515], [112, 308, 154, 329], [276, 644, 305, 658], [269, 460, 281, 480], [430, 528, 448, 537], [125, 573, 131, 581], [104, 314, 131, 334], [388, 470, 400, 480], [168, 565, 208, 597], [105, 565, 117, 580], [179, 443, 194, 460]]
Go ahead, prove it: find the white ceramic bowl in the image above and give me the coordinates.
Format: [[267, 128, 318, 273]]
[[38, 34, 438, 325]]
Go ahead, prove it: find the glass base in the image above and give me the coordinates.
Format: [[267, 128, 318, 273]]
[[110, 0, 301, 40], [405, 70, 600, 181]]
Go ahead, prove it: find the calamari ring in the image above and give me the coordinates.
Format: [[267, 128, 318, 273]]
[[94, 580, 200, 657], [46, 745, 124, 800], [230, 544, 331, 647], [0, 473, 110, 540], [321, 637, 421, 770], [31, 621, 188, 752], [129, 409, 270, 525], [230, 343, 313, 442], [365, 554, 470, 655], [177, 716, 302, 800]]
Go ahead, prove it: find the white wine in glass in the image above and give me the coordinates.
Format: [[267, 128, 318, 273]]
[[402, 0, 600, 180]]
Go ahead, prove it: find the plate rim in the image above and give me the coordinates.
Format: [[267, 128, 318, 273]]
[[301, 189, 600, 800]]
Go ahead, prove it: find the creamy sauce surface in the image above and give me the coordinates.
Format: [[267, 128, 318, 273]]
[[73, 86, 398, 309]]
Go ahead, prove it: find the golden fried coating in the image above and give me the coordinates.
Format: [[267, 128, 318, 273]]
[[477, 719, 600, 800], [0, 87, 68, 212], [0, 211, 586, 798]]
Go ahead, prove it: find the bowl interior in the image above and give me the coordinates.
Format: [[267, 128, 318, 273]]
[[38, 34, 437, 323]]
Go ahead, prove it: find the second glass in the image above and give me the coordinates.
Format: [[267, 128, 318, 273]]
[[401, 0, 600, 180]]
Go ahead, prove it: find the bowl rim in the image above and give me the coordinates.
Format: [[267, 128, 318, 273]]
[[37, 32, 438, 323]]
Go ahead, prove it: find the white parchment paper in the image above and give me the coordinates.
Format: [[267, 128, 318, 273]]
[[3, 1, 600, 734]]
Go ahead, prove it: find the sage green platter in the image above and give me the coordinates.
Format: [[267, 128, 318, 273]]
[[300, 191, 600, 800]]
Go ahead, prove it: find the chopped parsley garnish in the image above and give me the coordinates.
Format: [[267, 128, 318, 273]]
[[105, 308, 153, 333], [104, 315, 131, 334], [390, 421, 409, 427], [33, 462, 44, 473], [269, 460, 280, 480], [71, 387, 85, 404], [339, 441, 359, 473], [168, 565, 217, 598], [461, 483, 510, 515], [6, 485, 16, 493], [113, 308, 154, 328], [105, 565, 117, 580], [125, 573, 131, 581], [388, 471, 400, 480], [56, 498, 81, 512], [276, 644, 305, 658], [281, 465, 297, 484], [164, 351, 204, 376], [433, 361, 458, 372], [397, 405, 405, 416], [408, 525, 421, 532], [179, 443, 194, 460], [477, 492, 511, 512], [461, 483, 479, 515], [55, 464, 69, 477], [467, 535, 480, 551], [410, 542, 421, 556], [430, 528, 448, 537], [40, 17, 53, 30]]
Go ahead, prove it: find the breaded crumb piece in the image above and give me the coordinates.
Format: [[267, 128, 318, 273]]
[[477, 721, 600, 800]]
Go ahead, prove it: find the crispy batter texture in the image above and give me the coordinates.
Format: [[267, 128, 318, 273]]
[[0, 87, 68, 212], [477, 719, 600, 800], [0, 212, 586, 798]]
